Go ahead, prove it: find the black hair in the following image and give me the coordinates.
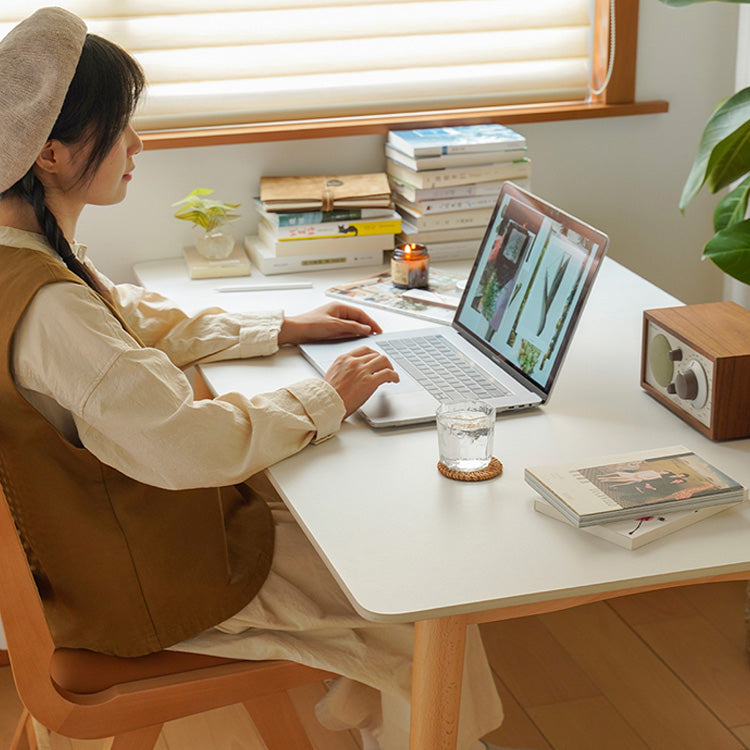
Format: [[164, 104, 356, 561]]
[[2, 34, 145, 294]]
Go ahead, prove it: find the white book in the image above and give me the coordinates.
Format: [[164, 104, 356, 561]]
[[525, 445, 746, 528], [423, 238, 482, 261], [395, 204, 493, 231], [387, 124, 527, 157], [389, 177, 531, 203], [396, 193, 501, 216], [398, 224, 487, 245], [386, 158, 531, 190], [244, 236, 384, 275], [533, 496, 742, 550], [258, 221, 395, 257], [385, 143, 528, 171]]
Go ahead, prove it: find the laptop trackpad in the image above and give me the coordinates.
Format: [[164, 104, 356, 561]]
[[361, 388, 437, 426]]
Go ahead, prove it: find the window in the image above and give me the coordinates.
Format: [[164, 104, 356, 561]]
[[2, 1, 657, 147]]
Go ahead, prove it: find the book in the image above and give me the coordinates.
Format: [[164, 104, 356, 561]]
[[325, 269, 466, 325], [394, 203, 493, 231], [387, 124, 527, 157], [252, 199, 393, 227], [397, 224, 487, 245], [259, 173, 391, 212], [389, 176, 531, 203], [395, 193, 500, 216], [524, 445, 746, 528], [385, 143, 528, 172], [422, 238, 482, 262], [244, 236, 384, 275], [258, 210, 401, 240], [533, 496, 742, 550], [386, 158, 531, 190], [182, 243, 252, 279], [257, 222, 395, 257]]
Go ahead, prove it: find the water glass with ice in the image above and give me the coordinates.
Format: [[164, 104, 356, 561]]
[[436, 400, 495, 472]]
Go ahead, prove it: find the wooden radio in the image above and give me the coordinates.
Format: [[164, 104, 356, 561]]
[[641, 301, 750, 440]]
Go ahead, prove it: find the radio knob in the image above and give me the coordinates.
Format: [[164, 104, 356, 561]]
[[666, 383, 676, 394], [675, 370, 698, 400], [668, 348, 683, 361]]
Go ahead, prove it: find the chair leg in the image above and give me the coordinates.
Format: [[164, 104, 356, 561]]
[[108, 723, 163, 750], [243, 692, 314, 750], [10, 709, 36, 750]]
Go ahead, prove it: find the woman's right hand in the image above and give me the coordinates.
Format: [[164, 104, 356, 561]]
[[324, 346, 399, 418]]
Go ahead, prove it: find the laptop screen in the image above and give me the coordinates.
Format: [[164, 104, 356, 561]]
[[453, 182, 609, 397]]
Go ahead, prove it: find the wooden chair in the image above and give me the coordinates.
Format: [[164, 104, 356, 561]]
[[0, 483, 335, 750]]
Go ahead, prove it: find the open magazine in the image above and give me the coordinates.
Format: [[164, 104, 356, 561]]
[[525, 445, 745, 528], [325, 269, 466, 324]]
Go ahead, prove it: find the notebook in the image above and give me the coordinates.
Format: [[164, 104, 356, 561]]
[[300, 182, 609, 427]]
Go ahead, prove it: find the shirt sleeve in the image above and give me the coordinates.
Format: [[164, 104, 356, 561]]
[[89, 261, 283, 367], [12, 280, 346, 490]]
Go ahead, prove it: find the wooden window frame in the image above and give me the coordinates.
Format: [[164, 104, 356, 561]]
[[141, 0, 666, 151]]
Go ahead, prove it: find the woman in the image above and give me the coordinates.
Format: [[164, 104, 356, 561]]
[[0, 8, 503, 749]]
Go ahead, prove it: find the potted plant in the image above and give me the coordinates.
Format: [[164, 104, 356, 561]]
[[173, 188, 241, 259], [659, 0, 750, 285]]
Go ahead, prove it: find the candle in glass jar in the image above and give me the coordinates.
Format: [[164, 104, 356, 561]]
[[391, 242, 429, 289]]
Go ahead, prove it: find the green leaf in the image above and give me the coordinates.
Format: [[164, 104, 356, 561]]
[[679, 86, 750, 210], [713, 176, 750, 232], [705, 119, 750, 192], [703, 218, 750, 284]]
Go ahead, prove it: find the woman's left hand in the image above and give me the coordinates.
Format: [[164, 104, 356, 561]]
[[278, 302, 383, 346]]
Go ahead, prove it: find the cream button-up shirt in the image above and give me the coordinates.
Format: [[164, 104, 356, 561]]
[[2, 227, 345, 490]]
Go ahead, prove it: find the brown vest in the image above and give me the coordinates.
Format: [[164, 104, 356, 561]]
[[0, 244, 273, 656]]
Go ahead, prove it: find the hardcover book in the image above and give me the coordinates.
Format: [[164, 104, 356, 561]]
[[385, 143, 528, 172], [244, 236, 384, 275], [389, 176, 531, 203], [533, 496, 742, 549], [182, 244, 252, 279], [525, 445, 745, 528], [387, 125, 527, 157], [386, 158, 531, 190], [258, 210, 401, 240], [257, 222, 395, 257], [394, 203, 493, 231]]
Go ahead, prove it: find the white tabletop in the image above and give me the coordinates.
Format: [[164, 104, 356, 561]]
[[135, 256, 750, 623]]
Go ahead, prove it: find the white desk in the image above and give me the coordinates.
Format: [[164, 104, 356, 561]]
[[135, 256, 750, 749]]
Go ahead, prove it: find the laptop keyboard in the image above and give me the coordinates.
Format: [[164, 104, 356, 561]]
[[378, 334, 509, 401]]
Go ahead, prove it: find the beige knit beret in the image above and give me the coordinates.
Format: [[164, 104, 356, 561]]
[[0, 7, 87, 193]]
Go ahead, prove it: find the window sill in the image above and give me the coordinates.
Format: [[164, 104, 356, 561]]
[[140, 100, 669, 151]]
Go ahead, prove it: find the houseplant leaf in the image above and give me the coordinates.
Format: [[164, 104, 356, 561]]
[[679, 86, 750, 210], [703, 218, 750, 284], [705, 117, 750, 192], [713, 175, 750, 232]]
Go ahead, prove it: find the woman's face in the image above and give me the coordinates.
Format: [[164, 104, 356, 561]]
[[78, 123, 142, 206]]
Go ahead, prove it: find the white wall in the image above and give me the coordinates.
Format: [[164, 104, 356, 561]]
[[77, 1, 740, 304]]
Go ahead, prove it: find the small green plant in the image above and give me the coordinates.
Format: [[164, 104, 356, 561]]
[[172, 188, 240, 232]]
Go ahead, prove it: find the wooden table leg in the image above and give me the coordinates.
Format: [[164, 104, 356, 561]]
[[409, 615, 468, 750]]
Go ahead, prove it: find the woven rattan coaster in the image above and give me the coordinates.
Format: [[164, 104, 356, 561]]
[[437, 457, 503, 482]]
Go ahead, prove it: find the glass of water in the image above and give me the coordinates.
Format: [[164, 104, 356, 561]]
[[436, 400, 495, 472]]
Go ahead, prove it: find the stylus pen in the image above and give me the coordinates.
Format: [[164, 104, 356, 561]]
[[214, 282, 314, 293]]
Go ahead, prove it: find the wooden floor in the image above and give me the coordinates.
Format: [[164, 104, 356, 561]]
[[2, 580, 749, 750]]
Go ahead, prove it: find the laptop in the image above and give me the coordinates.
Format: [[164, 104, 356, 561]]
[[300, 182, 609, 427]]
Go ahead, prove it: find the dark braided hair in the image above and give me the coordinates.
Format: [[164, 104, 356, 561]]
[[1, 34, 144, 294]]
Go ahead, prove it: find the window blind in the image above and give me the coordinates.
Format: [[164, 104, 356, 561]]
[[1, 0, 594, 131]]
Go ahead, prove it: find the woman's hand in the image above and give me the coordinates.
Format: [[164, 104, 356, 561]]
[[324, 346, 399, 418], [278, 302, 382, 346]]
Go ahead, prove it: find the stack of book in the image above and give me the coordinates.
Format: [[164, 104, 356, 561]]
[[386, 125, 531, 261], [245, 173, 400, 275]]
